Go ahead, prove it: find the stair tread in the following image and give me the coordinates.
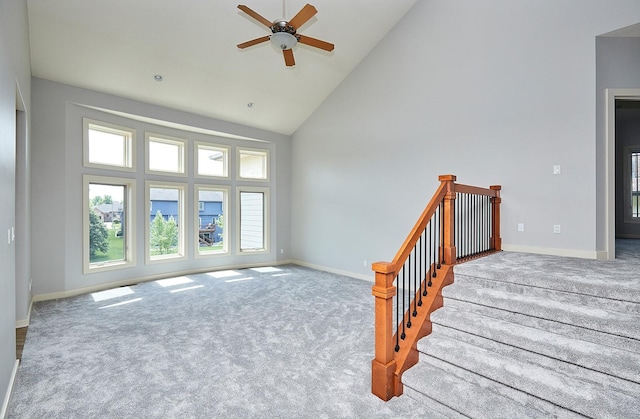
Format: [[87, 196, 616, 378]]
[[442, 280, 640, 340], [444, 298, 640, 354], [431, 306, 640, 383], [454, 273, 640, 315], [403, 359, 558, 419], [454, 252, 640, 303], [414, 332, 640, 418]]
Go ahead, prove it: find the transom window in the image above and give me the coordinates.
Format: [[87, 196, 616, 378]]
[[146, 133, 187, 176], [196, 142, 229, 178], [83, 119, 135, 171], [238, 148, 268, 180]]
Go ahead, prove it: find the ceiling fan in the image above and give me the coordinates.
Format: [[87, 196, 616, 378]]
[[236, 3, 335, 67]]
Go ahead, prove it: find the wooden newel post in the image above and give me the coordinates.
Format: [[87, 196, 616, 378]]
[[490, 185, 502, 251], [371, 261, 398, 400], [439, 174, 457, 265]]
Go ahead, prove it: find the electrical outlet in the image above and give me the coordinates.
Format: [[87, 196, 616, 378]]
[[363, 260, 368, 267], [553, 165, 561, 175], [553, 224, 561, 234], [280, 248, 284, 254], [517, 223, 525, 232]]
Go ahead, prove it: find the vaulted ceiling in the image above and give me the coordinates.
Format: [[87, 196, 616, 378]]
[[27, 0, 417, 135]]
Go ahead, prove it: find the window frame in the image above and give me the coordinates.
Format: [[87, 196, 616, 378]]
[[195, 184, 229, 257], [236, 186, 270, 254], [145, 132, 188, 177], [195, 141, 230, 179], [83, 118, 136, 172], [145, 180, 188, 263], [237, 147, 269, 181], [83, 175, 136, 274]]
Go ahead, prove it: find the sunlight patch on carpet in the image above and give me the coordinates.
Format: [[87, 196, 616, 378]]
[[91, 287, 134, 302], [156, 276, 193, 287]]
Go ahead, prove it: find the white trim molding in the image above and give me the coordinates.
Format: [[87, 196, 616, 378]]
[[605, 88, 640, 260], [1, 360, 19, 418]]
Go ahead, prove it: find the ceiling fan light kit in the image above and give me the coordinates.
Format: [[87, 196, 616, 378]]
[[271, 31, 297, 50], [237, 3, 334, 67]]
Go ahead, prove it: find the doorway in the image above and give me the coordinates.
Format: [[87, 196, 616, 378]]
[[607, 89, 640, 259], [615, 100, 640, 239]]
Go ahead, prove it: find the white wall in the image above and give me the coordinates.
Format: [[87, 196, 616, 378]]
[[0, 0, 31, 412], [31, 78, 291, 297], [291, 0, 640, 278]]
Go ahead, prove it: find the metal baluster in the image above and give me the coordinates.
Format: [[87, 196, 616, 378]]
[[401, 264, 406, 340], [407, 253, 412, 328], [395, 269, 400, 351], [418, 234, 424, 304]]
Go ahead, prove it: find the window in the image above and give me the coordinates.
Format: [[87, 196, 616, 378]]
[[195, 185, 228, 256], [83, 119, 135, 171], [146, 181, 187, 262], [146, 133, 187, 176], [196, 142, 229, 178], [238, 148, 268, 180], [237, 187, 269, 253], [631, 151, 639, 218], [198, 201, 205, 212], [83, 175, 136, 273]]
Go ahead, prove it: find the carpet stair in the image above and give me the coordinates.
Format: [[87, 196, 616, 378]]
[[401, 257, 640, 418]]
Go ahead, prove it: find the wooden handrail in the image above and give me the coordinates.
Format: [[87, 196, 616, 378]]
[[371, 174, 501, 400]]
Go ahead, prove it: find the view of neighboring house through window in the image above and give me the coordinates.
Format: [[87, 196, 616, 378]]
[[196, 185, 228, 256], [83, 119, 135, 171], [146, 133, 187, 176], [146, 182, 186, 262], [196, 142, 229, 178], [84, 176, 135, 273], [238, 187, 268, 253], [238, 148, 268, 180]]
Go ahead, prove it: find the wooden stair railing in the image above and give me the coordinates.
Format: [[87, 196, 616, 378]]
[[371, 174, 501, 401]]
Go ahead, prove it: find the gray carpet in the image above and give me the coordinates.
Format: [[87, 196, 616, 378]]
[[8, 265, 442, 418], [402, 239, 640, 417]]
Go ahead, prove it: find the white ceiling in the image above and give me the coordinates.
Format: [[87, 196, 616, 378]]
[[26, 0, 417, 135]]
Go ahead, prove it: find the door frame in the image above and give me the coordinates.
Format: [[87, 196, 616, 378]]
[[605, 88, 640, 259]]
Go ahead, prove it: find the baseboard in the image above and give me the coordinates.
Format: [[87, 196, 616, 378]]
[[290, 260, 373, 282], [501, 244, 600, 259], [15, 298, 33, 329], [1, 360, 19, 419], [33, 260, 295, 302]]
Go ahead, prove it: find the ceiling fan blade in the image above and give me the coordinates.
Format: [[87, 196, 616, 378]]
[[238, 5, 273, 28], [288, 4, 317, 29], [297, 35, 334, 52], [283, 49, 295, 67], [237, 35, 271, 49]]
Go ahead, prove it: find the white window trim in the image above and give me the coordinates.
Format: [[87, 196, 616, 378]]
[[145, 132, 188, 177], [83, 118, 136, 172], [145, 180, 188, 264], [195, 184, 229, 258], [236, 186, 270, 255], [195, 141, 230, 180], [237, 147, 269, 182], [83, 175, 136, 274]]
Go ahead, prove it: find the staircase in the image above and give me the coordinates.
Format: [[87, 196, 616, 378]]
[[401, 250, 640, 418]]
